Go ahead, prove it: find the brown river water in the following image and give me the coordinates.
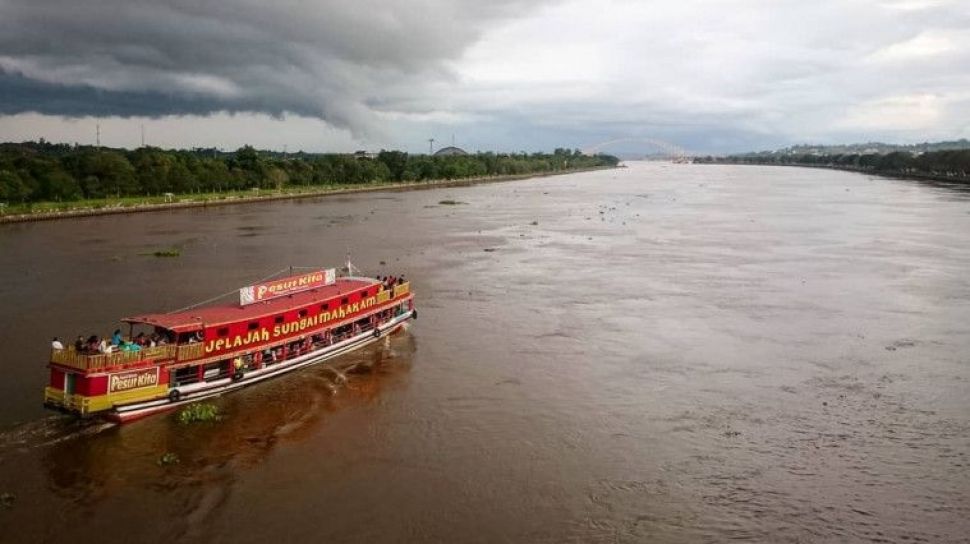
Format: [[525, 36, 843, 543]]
[[0, 163, 968, 543]]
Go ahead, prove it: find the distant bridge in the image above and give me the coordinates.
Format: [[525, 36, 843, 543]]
[[582, 137, 689, 159]]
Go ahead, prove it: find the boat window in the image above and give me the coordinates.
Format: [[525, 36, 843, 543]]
[[203, 361, 228, 381], [173, 366, 200, 387], [217, 327, 229, 337], [248, 321, 259, 331], [274, 315, 284, 324], [341, 297, 349, 305], [299, 309, 308, 318]]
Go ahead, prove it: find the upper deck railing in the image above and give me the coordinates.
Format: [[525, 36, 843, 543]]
[[176, 342, 205, 362], [50, 344, 176, 372], [393, 282, 410, 299]]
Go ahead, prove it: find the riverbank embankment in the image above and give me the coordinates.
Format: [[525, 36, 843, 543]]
[[0, 166, 614, 224]]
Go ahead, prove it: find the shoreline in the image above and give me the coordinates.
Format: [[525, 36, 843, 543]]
[[699, 161, 970, 185], [0, 166, 614, 225]]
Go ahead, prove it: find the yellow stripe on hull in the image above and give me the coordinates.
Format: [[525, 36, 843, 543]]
[[45, 385, 168, 416]]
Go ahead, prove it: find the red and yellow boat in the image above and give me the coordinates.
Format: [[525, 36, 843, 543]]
[[43, 265, 415, 422]]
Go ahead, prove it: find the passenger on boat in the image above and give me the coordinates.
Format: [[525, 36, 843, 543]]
[[98, 337, 111, 353], [74, 336, 84, 352], [134, 332, 147, 346], [121, 341, 141, 352], [86, 335, 99, 353], [51, 337, 64, 350], [111, 329, 123, 347]]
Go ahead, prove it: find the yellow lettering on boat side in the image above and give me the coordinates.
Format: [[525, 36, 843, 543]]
[[204, 296, 379, 354]]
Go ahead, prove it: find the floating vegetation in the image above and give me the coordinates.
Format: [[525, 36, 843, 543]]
[[483, 248, 497, 252], [177, 402, 221, 424], [140, 248, 180, 257], [530, 220, 539, 226], [0, 492, 15, 509], [157, 452, 180, 466], [438, 199, 467, 206]]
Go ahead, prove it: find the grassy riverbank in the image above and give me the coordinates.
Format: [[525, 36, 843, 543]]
[[0, 142, 619, 223], [0, 167, 614, 224]]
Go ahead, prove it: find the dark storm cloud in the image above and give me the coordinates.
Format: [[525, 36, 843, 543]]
[[0, 0, 543, 136], [2, 0, 968, 152], [0, 71, 291, 117]]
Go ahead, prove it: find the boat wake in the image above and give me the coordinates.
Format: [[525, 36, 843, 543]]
[[0, 416, 115, 454]]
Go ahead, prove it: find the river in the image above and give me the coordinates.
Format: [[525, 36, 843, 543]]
[[0, 162, 968, 542]]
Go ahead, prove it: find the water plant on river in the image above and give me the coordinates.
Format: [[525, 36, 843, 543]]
[[157, 452, 180, 466], [177, 403, 221, 424], [148, 248, 181, 257], [0, 492, 15, 508]]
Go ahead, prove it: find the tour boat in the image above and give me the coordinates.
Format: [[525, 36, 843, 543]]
[[43, 264, 416, 423]]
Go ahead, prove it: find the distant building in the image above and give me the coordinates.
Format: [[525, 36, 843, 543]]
[[433, 146, 467, 157]]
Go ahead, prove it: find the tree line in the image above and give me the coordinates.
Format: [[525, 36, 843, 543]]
[[695, 149, 970, 181], [0, 142, 619, 204]]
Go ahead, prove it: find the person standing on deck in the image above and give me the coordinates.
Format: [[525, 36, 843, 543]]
[[51, 337, 64, 350]]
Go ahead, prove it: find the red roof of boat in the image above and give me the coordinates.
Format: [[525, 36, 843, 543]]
[[124, 277, 379, 333]]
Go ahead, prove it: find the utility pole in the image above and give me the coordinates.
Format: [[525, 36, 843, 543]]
[[428, 138, 435, 155], [140, 124, 145, 147], [96, 123, 101, 148]]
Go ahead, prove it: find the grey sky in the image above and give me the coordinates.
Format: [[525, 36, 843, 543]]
[[0, 0, 967, 153]]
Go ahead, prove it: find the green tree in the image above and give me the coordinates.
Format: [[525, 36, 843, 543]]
[[235, 145, 260, 172], [0, 170, 30, 202], [377, 150, 408, 181]]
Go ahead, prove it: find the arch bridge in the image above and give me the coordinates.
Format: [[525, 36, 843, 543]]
[[582, 137, 689, 159]]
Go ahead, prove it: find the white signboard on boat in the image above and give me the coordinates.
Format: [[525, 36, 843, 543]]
[[239, 268, 336, 306]]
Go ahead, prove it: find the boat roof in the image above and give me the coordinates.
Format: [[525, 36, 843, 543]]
[[124, 277, 379, 333]]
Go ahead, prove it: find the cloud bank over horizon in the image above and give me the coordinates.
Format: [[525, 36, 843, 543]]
[[1, 0, 968, 153]]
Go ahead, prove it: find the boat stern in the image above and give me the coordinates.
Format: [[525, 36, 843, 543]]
[[45, 348, 172, 418]]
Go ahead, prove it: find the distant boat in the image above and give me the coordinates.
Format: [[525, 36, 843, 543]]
[[44, 264, 416, 422]]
